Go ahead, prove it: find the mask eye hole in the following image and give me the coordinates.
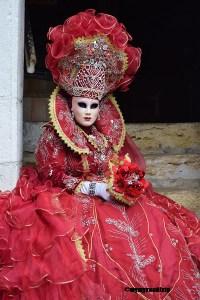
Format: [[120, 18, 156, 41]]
[[78, 102, 87, 108], [91, 103, 99, 109]]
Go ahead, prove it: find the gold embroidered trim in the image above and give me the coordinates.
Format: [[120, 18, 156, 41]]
[[73, 234, 87, 262], [81, 154, 90, 174], [74, 181, 84, 194], [109, 95, 126, 153], [48, 86, 90, 155], [78, 125, 108, 152], [49, 88, 126, 155]]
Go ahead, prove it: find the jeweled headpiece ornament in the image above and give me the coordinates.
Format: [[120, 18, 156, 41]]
[[46, 9, 141, 100]]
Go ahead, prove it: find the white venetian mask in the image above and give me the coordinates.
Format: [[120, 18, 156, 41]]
[[71, 96, 100, 127]]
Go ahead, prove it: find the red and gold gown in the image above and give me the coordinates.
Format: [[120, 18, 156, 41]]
[[0, 90, 199, 300]]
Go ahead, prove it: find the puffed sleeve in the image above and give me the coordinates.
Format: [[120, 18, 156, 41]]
[[35, 124, 83, 192]]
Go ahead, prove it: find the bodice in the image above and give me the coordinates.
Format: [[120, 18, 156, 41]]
[[35, 88, 145, 191], [35, 123, 115, 190]]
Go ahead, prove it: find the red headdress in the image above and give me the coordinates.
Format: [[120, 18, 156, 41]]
[[46, 10, 143, 158], [46, 9, 141, 100]]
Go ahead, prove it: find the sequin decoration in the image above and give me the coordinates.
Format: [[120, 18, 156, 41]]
[[58, 35, 128, 100]]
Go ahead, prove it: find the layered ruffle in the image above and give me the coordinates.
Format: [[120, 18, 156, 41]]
[[147, 187, 200, 264], [0, 168, 86, 297], [0, 167, 199, 299]]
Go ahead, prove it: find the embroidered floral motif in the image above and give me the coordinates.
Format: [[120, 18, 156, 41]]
[[87, 144, 113, 177], [104, 207, 156, 288], [104, 243, 113, 252], [79, 197, 91, 205], [171, 238, 179, 247], [127, 246, 155, 270], [105, 218, 138, 237], [157, 264, 162, 272], [110, 119, 120, 130], [58, 110, 71, 122], [82, 217, 96, 227]]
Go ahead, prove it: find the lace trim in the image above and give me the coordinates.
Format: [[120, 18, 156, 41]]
[[48, 87, 90, 155], [49, 87, 126, 155], [109, 95, 126, 153]]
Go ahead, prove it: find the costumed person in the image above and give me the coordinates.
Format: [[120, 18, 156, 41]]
[[0, 9, 199, 300]]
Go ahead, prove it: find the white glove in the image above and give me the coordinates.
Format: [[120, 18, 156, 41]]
[[80, 181, 111, 202]]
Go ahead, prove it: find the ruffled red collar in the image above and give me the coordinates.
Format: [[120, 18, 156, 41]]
[[49, 87, 125, 155]]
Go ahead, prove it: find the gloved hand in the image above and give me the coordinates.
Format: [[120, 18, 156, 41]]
[[79, 181, 111, 202]]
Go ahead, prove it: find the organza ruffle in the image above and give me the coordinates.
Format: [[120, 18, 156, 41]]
[[0, 167, 199, 299], [149, 188, 200, 264], [0, 168, 86, 296]]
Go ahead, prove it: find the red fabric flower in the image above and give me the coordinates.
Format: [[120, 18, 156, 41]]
[[109, 157, 149, 205]]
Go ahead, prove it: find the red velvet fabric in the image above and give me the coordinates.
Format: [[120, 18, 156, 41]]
[[0, 126, 199, 299]]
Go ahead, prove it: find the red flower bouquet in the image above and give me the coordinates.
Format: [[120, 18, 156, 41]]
[[108, 155, 149, 206]]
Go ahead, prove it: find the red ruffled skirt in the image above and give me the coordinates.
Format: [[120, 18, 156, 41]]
[[0, 167, 199, 299]]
